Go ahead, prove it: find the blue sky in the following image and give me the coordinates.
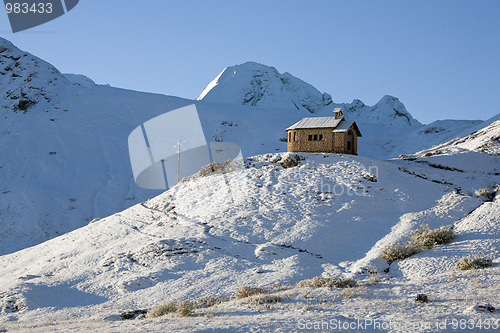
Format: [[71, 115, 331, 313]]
[[1, 0, 499, 124]]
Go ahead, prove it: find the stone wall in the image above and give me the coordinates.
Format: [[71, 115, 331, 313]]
[[287, 128, 335, 153], [287, 127, 359, 155], [333, 132, 345, 153]]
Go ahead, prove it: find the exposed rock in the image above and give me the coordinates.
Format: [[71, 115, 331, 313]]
[[414, 294, 428, 303]]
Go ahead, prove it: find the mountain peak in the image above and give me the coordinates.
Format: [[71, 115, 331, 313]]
[[371, 95, 421, 126], [0, 37, 69, 112], [198, 61, 332, 113]]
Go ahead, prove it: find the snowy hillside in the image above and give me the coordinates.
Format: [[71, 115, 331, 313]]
[[0, 138, 498, 331], [0, 36, 497, 262], [415, 120, 500, 156], [350, 122, 500, 275], [198, 61, 421, 127], [0, 38, 298, 255]]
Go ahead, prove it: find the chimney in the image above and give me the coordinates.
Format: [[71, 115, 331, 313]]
[[333, 107, 343, 119]]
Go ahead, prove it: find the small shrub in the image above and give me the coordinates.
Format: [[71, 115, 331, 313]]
[[456, 257, 493, 270], [334, 277, 357, 288], [379, 242, 422, 264], [411, 224, 455, 250], [475, 188, 493, 201], [197, 295, 227, 308], [177, 300, 194, 317], [147, 302, 177, 318], [235, 286, 265, 299], [251, 294, 282, 305], [298, 276, 357, 289]]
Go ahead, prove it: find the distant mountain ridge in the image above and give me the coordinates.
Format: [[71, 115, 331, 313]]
[[198, 61, 421, 127], [416, 119, 500, 156]]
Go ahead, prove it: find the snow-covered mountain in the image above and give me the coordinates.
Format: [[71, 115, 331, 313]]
[[1, 36, 499, 331], [0, 124, 498, 330], [0, 38, 69, 112], [0, 36, 496, 259], [199, 61, 334, 114], [198, 61, 421, 127], [335, 95, 421, 127]]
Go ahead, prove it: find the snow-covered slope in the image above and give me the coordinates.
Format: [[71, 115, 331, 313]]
[[0, 82, 197, 255], [350, 122, 500, 276], [415, 120, 500, 156], [198, 61, 421, 127], [0, 140, 498, 330], [0, 36, 496, 260]]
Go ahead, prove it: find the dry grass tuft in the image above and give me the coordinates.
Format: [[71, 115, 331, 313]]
[[146, 302, 177, 318], [475, 188, 493, 201], [380, 224, 455, 263], [235, 286, 266, 299], [177, 300, 194, 317], [298, 276, 357, 289], [147, 300, 194, 318], [196, 295, 227, 308], [411, 224, 455, 250], [379, 242, 422, 264], [250, 294, 282, 305], [456, 257, 493, 270]]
